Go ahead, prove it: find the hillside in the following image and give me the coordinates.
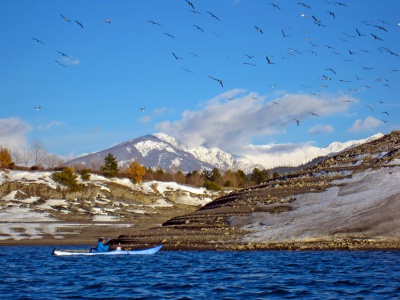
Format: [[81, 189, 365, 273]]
[[112, 130, 400, 250]]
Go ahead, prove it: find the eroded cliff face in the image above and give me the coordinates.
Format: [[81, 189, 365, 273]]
[[112, 131, 400, 250]]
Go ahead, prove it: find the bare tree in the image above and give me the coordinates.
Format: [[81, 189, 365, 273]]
[[30, 140, 48, 167], [43, 154, 65, 169]]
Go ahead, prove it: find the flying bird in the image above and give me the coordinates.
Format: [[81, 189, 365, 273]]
[[185, 0, 195, 10], [172, 52, 183, 59], [298, 2, 311, 9], [265, 55, 275, 64], [75, 20, 84, 28], [371, 33, 382, 41], [365, 105, 373, 111], [254, 26, 263, 34], [208, 75, 223, 87], [382, 111, 389, 116], [57, 51, 70, 59], [164, 32, 175, 39], [207, 12, 220, 21], [356, 29, 365, 36], [32, 38, 44, 44], [294, 119, 300, 126], [309, 112, 319, 116], [269, 3, 281, 10], [105, 19, 111, 24], [148, 20, 161, 25], [269, 84, 277, 88], [55, 60, 66, 67], [34, 106, 41, 111], [243, 62, 256, 66], [326, 11, 335, 19], [193, 25, 204, 32], [140, 107, 145, 111], [61, 14, 71, 22], [325, 68, 336, 74], [245, 54, 256, 59]]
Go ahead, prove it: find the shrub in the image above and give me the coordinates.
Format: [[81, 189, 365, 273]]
[[79, 168, 92, 181], [203, 180, 221, 191], [53, 167, 81, 192]]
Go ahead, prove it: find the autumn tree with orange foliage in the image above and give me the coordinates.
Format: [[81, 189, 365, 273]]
[[0, 146, 12, 168], [126, 160, 146, 183]]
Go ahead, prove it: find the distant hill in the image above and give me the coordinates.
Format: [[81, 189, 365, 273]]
[[63, 132, 384, 173]]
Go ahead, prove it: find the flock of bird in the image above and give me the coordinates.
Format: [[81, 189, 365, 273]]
[[30, 1, 398, 129]]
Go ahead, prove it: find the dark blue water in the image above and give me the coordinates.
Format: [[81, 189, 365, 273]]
[[1, 246, 399, 299]]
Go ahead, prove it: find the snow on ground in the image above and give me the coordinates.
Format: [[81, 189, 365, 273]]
[[232, 166, 400, 243]]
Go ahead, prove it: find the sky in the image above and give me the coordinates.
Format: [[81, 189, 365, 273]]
[[1, 0, 399, 159]]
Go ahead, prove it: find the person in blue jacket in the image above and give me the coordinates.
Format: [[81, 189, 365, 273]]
[[96, 237, 109, 252]]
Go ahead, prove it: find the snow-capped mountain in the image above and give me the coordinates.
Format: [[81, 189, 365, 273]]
[[64, 133, 384, 173]]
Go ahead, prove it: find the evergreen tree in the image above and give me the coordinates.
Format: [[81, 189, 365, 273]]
[[100, 153, 119, 178]]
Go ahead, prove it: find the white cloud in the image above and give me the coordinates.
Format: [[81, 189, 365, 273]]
[[139, 116, 151, 123], [0, 117, 31, 150], [308, 124, 334, 134], [156, 90, 354, 153], [37, 121, 62, 130], [348, 117, 382, 133]]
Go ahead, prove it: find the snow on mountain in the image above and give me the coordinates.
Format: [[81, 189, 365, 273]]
[[64, 132, 384, 173]]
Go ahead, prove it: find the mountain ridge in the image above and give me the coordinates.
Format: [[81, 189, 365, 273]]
[[64, 132, 384, 173]]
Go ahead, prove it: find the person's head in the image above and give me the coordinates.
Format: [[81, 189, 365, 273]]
[[98, 237, 105, 243]]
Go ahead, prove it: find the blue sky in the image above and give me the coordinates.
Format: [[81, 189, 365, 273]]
[[1, 0, 399, 158]]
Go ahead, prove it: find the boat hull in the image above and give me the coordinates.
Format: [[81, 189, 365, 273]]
[[52, 245, 162, 256]]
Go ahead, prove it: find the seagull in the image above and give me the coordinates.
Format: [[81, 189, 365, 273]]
[[105, 19, 111, 24], [61, 14, 71, 22], [269, 3, 281, 9], [265, 55, 275, 64], [172, 52, 183, 59], [382, 111, 389, 116], [365, 105, 373, 111], [57, 51, 70, 59], [326, 11, 335, 19], [185, 0, 195, 10], [272, 101, 279, 105], [34, 106, 41, 110], [208, 75, 223, 87], [245, 54, 256, 59], [75, 20, 84, 28], [294, 119, 300, 126], [55, 60, 66, 67], [148, 20, 161, 25], [140, 107, 145, 111], [207, 11, 220, 21], [254, 26, 263, 34], [356, 28, 365, 36], [269, 84, 277, 88], [348, 49, 356, 55], [298, 2, 311, 9], [193, 25, 204, 32], [243, 62, 256, 66], [312, 15, 321, 23], [164, 32, 175, 39], [371, 33, 382, 41], [182, 68, 193, 73], [374, 25, 388, 32], [32, 38, 44, 44], [325, 68, 336, 74], [309, 112, 319, 116]]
